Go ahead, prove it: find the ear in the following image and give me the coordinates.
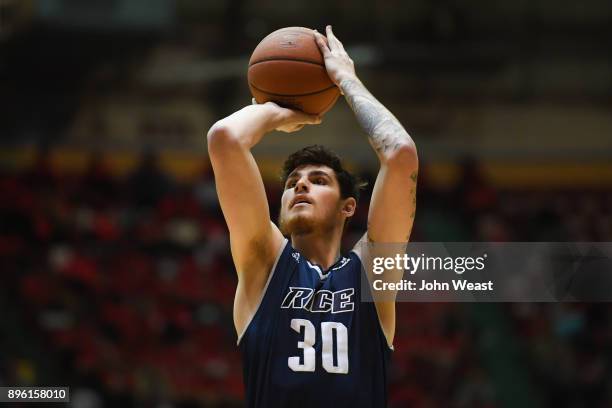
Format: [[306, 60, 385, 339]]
[[341, 197, 356, 218]]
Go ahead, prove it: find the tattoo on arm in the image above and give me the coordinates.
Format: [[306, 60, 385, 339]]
[[340, 78, 412, 156], [343, 79, 419, 242]]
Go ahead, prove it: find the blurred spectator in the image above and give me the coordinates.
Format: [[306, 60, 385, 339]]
[[80, 152, 117, 210], [128, 149, 174, 208], [2, 150, 611, 407]]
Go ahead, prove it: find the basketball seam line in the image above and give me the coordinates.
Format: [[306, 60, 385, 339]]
[[249, 57, 324, 67], [249, 83, 338, 98]]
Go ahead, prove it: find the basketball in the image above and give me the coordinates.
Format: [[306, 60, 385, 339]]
[[248, 27, 340, 115]]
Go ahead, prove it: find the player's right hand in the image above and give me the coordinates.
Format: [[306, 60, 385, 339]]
[[314, 26, 356, 90], [254, 100, 322, 133]]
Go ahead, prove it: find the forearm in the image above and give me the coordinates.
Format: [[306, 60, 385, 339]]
[[340, 77, 417, 164], [209, 105, 276, 150]]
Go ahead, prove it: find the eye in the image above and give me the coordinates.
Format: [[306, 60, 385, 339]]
[[314, 178, 326, 185], [286, 180, 296, 189]]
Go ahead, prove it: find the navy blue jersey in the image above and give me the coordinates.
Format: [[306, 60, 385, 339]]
[[238, 239, 392, 408]]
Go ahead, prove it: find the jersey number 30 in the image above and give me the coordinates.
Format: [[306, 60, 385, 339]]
[[288, 318, 348, 374]]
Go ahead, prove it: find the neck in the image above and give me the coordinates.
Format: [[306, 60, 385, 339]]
[[291, 225, 343, 270]]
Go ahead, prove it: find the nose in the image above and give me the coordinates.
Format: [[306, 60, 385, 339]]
[[294, 177, 309, 193]]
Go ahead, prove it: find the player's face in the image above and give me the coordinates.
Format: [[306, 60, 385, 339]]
[[279, 164, 349, 235]]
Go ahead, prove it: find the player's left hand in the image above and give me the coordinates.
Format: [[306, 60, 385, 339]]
[[314, 25, 356, 91], [251, 98, 322, 133]]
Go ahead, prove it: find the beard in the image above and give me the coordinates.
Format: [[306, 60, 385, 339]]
[[278, 205, 343, 237], [278, 211, 316, 236]]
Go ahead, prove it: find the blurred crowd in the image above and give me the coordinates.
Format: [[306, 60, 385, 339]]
[[1, 148, 611, 407]]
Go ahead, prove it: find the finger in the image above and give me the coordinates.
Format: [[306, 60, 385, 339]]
[[263, 101, 279, 108], [293, 111, 322, 125], [313, 31, 331, 57], [314, 31, 331, 55], [277, 124, 304, 133], [325, 25, 344, 51]]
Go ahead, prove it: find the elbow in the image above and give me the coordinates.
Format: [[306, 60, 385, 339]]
[[207, 122, 241, 156], [385, 139, 418, 170]]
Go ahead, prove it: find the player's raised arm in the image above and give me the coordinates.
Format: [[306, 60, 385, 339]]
[[315, 26, 418, 346], [314, 27, 418, 244], [206, 102, 321, 280]]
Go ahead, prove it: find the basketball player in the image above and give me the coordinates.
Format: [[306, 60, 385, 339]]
[[207, 26, 418, 407]]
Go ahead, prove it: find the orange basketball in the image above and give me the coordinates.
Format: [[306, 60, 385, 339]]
[[248, 27, 340, 116]]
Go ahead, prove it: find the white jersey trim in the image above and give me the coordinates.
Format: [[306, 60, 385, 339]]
[[236, 238, 288, 345], [306, 257, 350, 281], [306, 260, 329, 280]]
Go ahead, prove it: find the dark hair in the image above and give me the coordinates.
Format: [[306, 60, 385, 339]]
[[281, 145, 365, 201]]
